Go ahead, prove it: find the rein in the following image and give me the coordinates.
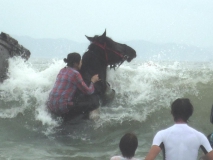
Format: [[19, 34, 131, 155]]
[[92, 42, 128, 68]]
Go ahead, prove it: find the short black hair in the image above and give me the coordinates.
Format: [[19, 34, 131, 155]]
[[64, 52, 81, 67], [171, 98, 193, 122], [119, 133, 138, 159]]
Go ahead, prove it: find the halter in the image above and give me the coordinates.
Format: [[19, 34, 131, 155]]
[[92, 42, 129, 68]]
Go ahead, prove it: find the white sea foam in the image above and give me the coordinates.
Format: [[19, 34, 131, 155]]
[[94, 61, 213, 128], [1, 57, 213, 132], [0, 57, 65, 133]]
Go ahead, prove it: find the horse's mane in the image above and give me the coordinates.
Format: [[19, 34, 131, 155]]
[[87, 36, 115, 50], [86, 36, 125, 69]]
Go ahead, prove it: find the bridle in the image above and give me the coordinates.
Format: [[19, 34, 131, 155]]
[[92, 42, 129, 68]]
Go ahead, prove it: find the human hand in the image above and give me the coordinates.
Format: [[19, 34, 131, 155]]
[[91, 74, 100, 83]]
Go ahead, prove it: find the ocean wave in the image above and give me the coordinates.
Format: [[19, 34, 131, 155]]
[[1, 58, 213, 134]]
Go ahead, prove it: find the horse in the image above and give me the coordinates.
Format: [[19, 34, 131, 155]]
[[73, 30, 136, 118], [0, 32, 31, 82]]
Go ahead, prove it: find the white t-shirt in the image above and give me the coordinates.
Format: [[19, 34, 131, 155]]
[[110, 155, 140, 160], [152, 124, 212, 160]]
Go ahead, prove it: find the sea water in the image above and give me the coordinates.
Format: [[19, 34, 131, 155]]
[[0, 57, 213, 160]]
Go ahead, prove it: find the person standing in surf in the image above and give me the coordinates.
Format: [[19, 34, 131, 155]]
[[47, 52, 100, 119], [110, 133, 140, 160], [144, 98, 213, 160]]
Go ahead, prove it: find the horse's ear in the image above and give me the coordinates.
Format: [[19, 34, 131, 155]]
[[85, 35, 93, 42], [101, 30, 106, 38]]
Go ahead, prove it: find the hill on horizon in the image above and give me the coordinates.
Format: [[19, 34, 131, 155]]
[[13, 35, 213, 61]]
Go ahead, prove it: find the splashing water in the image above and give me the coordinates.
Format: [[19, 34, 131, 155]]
[[1, 57, 213, 159]]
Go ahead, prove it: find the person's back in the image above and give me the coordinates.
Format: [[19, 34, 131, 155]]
[[47, 52, 100, 118], [48, 67, 90, 114], [155, 124, 210, 160]]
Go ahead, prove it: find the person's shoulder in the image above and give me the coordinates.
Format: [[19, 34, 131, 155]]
[[65, 67, 80, 75], [187, 125, 207, 137], [59, 67, 66, 72], [132, 158, 141, 160], [110, 156, 123, 160], [156, 125, 174, 133], [187, 125, 202, 133], [154, 125, 176, 138], [110, 156, 141, 160]]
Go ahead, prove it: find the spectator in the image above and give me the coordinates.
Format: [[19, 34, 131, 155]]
[[144, 98, 213, 160], [111, 133, 140, 160]]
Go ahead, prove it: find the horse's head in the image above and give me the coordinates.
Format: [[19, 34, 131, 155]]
[[85, 30, 136, 68]]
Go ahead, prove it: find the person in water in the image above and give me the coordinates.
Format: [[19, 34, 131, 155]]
[[47, 52, 100, 119], [207, 105, 213, 148], [110, 133, 140, 160], [144, 98, 213, 160]]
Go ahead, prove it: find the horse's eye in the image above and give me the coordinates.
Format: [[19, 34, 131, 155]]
[[124, 55, 129, 60]]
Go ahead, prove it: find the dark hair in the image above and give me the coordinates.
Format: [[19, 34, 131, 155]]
[[171, 98, 193, 122], [119, 133, 138, 159], [64, 52, 81, 67]]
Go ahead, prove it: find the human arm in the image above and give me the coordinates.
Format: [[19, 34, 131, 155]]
[[199, 132, 213, 160], [144, 145, 161, 160], [75, 72, 94, 94], [200, 150, 213, 160], [75, 73, 99, 94], [205, 150, 213, 160], [144, 131, 164, 160]]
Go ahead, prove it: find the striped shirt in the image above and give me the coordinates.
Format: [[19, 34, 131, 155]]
[[47, 67, 94, 114]]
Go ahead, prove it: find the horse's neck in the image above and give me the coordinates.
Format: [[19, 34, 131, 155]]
[[81, 50, 107, 83]]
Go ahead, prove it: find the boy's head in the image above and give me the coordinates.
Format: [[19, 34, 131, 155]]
[[119, 133, 138, 159], [171, 98, 193, 122]]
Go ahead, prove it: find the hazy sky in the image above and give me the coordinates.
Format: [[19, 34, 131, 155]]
[[1, 0, 213, 47]]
